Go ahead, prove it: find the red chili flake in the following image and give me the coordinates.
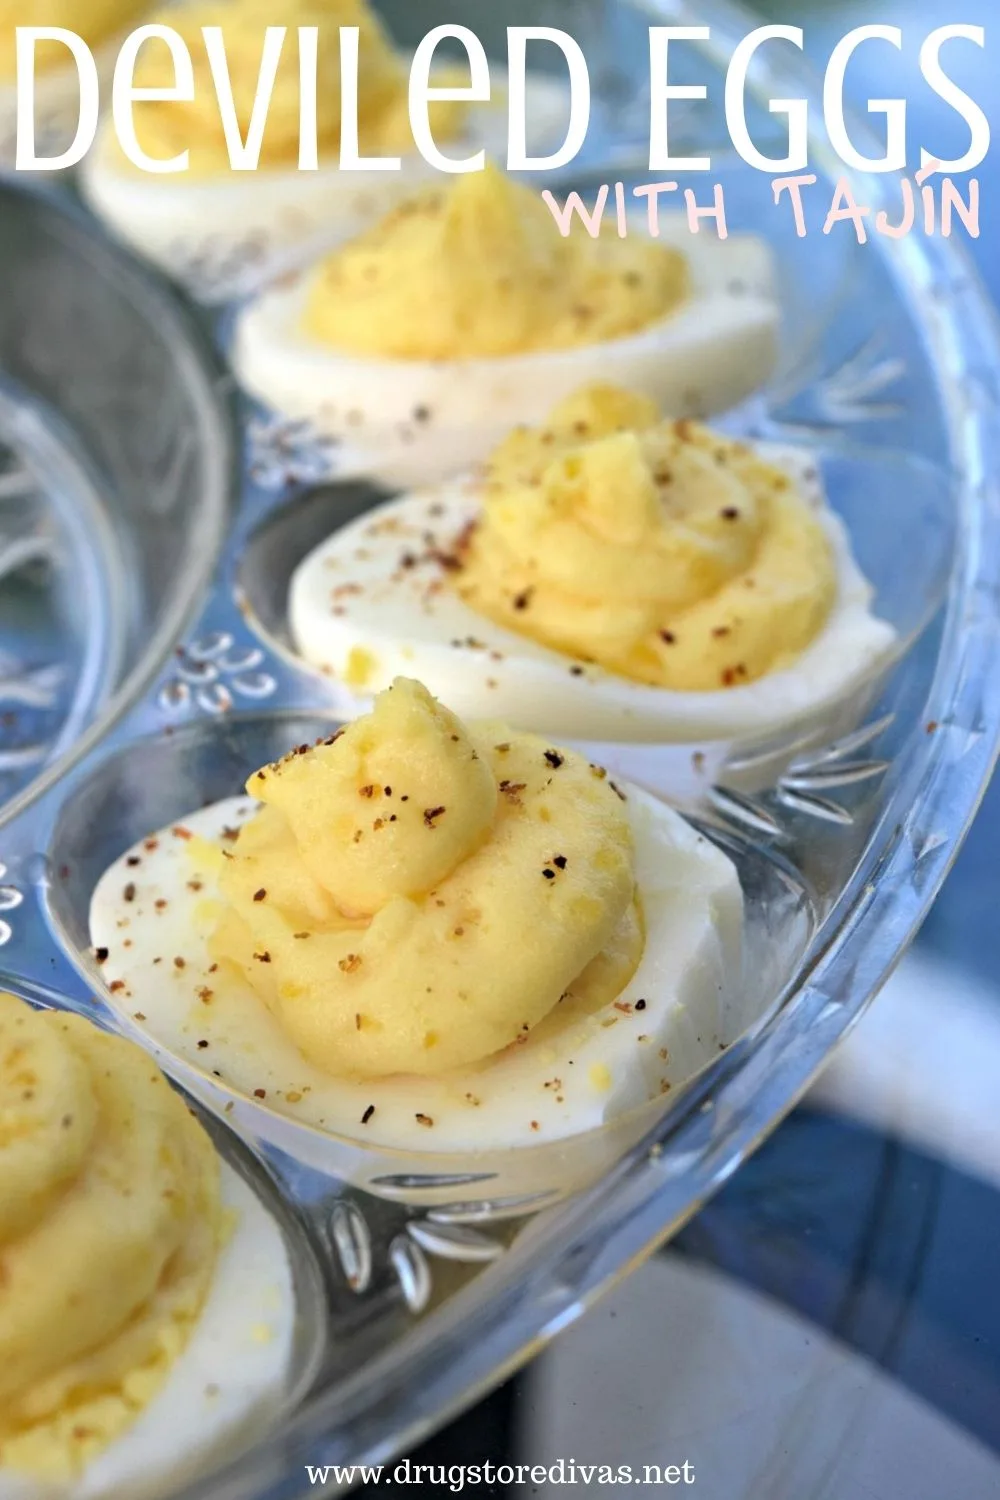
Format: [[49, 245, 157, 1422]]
[[530, 1120, 540, 1131], [174, 956, 186, 970], [712, 625, 731, 638], [614, 1001, 633, 1015], [254, 1088, 267, 1099], [361, 1104, 375, 1124], [198, 987, 214, 1004], [94, 947, 109, 963], [187, 879, 204, 892], [423, 806, 446, 826], [721, 667, 737, 687], [123, 883, 136, 903], [155, 899, 167, 911], [172, 825, 193, 841], [359, 784, 376, 798], [660, 630, 677, 645], [253, 888, 267, 902], [109, 980, 125, 993], [415, 1112, 434, 1127], [143, 838, 159, 852], [926, 720, 939, 733], [339, 953, 362, 974]]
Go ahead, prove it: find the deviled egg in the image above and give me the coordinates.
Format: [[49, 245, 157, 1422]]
[[0, 0, 148, 165], [89, 680, 742, 1168], [81, 0, 570, 297], [232, 163, 779, 483], [0, 994, 296, 1500], [287, 385, 896, 752]]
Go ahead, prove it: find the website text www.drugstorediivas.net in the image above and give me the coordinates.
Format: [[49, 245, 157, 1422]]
[[10, 20, 991, 178], [305, 1458, 698, 1490]]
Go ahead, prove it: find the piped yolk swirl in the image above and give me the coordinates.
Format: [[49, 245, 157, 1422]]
[[211, 679, 643, 1077], [454, 385, 838, 691], [303, 164, 690, 360], [0, 995, 222, 1480]]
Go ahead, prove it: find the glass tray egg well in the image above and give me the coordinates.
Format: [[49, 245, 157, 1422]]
[[0, 179, 236, 826], [0, 5, 999, 1496]]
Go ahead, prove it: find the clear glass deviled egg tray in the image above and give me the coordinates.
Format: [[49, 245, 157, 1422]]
[[2, 0, 1000, 1495]]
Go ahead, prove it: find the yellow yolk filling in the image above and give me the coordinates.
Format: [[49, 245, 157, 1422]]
[[302, 164, 691, 360], [0, 0, 148, 79], [454, 385, 838, 691], [211, 678, 642, 1078], [0, 995, 222, 1481], [125, 0, 466, 173]]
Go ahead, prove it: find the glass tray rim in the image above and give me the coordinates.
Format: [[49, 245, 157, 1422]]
[[168, 3, 1000, 1489]]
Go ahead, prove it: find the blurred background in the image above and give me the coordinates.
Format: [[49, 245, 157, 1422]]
[[359, 2, 1000, 1494]]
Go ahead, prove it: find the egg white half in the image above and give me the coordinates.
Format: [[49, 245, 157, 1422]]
[[231, 214, 778, 486], [87, 782, 742, 1163], [0, 1161, 296, 1500], [80, 68, 570, 300], [285, 446, 896, 754]]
